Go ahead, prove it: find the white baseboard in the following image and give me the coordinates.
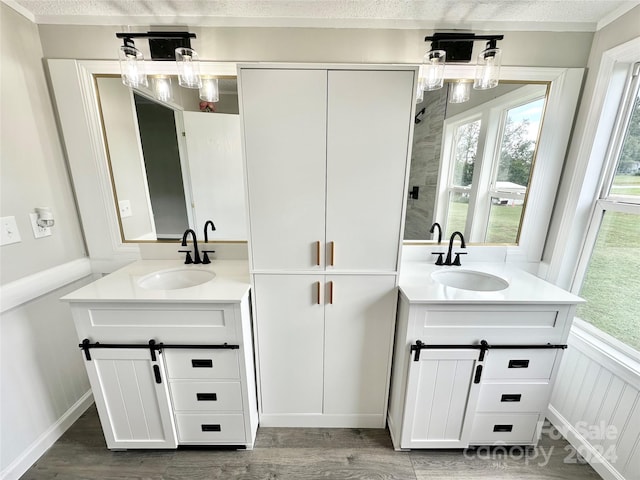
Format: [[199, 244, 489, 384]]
[[259, 413, 386, 428], [0, 391, 94, 480], [547, 405, 625, 480]]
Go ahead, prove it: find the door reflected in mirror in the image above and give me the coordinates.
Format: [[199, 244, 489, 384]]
[[95, 75, 246, 242], [404, 81, 549, 245]]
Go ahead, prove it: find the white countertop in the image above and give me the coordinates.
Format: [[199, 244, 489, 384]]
[[399, 261, 584, 305], [61, 260, 250, 303]]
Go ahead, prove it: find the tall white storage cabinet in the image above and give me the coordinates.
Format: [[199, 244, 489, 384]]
[[239, 65, 417, 427]]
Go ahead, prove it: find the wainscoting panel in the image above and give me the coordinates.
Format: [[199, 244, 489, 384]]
[[549, 325, 640, 480]]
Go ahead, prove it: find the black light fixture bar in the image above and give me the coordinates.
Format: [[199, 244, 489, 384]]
[[116, 31, 197, 60], [424, 33, 504, 62]]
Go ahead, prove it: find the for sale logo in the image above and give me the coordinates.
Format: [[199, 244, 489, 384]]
[[461, 421, 618, 467]]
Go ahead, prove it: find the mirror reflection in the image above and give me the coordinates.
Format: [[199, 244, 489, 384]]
[[95, 75, 246, 242], [404, 80, 549, 244]]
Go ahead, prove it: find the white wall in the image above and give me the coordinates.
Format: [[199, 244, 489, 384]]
[[0, 4, 92, 479], [37, 24, 593, 68], [0, 5, 86, 283]]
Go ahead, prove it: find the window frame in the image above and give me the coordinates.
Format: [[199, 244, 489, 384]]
[[571, 61, 640, 356]]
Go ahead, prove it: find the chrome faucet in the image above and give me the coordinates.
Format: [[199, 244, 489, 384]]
[[444, 231, 467, 266], [180, 229, 202, 264]]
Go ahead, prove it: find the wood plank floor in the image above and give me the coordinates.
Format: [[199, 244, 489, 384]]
[[22, 406, 601, 479]]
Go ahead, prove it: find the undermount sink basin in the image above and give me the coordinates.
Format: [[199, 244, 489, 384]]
[[138, 268, 216, 290], [431, 269, 509, 292]]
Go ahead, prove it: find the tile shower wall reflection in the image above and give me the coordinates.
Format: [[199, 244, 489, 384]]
[[405, 88, 447, 240]]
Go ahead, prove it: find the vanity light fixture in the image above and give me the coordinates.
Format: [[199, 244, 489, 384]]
[[175, 47, 202, 89], [474, 41, 502, 90], [420, 49, 446, 91], [449, 80, 472, 104], [118, 39, 148, 88], [152, 75, 173, 102], [115, 31, 198, 89], [421, 33, 504, 97], [199, 77, 219, 102]]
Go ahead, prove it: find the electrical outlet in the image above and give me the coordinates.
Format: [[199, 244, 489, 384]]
[[118, 199, 132, 218], [1, 216, 22, 245], [29, 213, 52, 238]]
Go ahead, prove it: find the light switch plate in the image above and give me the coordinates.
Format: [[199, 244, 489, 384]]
[[29, 213, 52, 238], [1, 216, 22, 245], [118, 199, 132, 218]]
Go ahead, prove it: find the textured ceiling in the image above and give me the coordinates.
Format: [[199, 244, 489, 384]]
[[7, 0, 640, 31]]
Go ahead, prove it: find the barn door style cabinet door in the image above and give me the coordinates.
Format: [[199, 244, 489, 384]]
[[240, 64, 417, 427], [84, 348, 178, 449]]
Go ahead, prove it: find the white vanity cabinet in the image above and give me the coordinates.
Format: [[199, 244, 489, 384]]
[[64, 265, 259, 451], [388, 265, 583, 450], [240, 64, 417, 427]]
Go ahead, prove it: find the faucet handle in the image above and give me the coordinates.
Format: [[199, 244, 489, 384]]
[[202, 250, 215, 264], [431, 252, 444, 266], [178, 250, 193, 264], [452, 252, 468, 266]]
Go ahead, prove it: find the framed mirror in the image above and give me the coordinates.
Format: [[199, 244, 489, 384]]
[[95, 75, 245, 242], [403, 66, 583, 263], [406, 80, 548, 243]]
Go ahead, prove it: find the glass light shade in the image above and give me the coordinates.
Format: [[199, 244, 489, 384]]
[[474, 48, 502, 90], [421, 49, 446, 91], [449, 81, 471, 104], [152, 76, 173, 102], [175, 47, 202, 89], [415, 77, 425, 103], [199, 78, 220, 102], [119, 45, 148, 88]]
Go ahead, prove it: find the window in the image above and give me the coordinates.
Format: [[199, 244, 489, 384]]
[[437, 84, 547, 243], [574, 62, 640, 351]]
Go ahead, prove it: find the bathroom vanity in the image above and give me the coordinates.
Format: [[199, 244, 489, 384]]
[[387, 261, 583, 450], [62, 260, 258, 450]]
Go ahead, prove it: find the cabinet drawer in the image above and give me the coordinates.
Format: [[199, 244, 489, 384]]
[[170, 381, 243, 412], [470, 413, 541, 445], [484, 350, 558, 380], [175, 413, 245, 443], [411, 306, 570, 345], [477, 383, 551, 413], [164, 350, 240, 380], [74, 304, 238, 343]]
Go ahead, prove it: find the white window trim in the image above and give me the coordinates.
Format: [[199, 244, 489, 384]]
[[544, 37, 640, 288], [568, 57, 640, 359]]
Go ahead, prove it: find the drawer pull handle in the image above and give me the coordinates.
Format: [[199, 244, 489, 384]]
[[493, 424, 513, 433], [153, 365, 162, 384], [191, 359, 213, 368], [201, 424, 221, 432], [508, 359, 530, 369], [501, 394, 522, 402], [196, 393, 218, 401]]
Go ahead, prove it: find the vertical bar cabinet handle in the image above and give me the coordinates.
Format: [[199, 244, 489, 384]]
[[329, 281, 334, 305], [330, 241, 335, 266], [316, 281, 321, 305], [316, 241, 321, 266]]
